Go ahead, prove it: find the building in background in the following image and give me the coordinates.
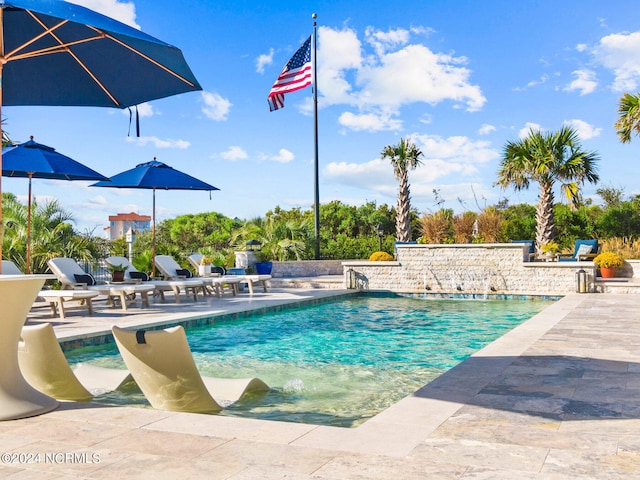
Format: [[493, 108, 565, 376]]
[[105, 212, 151, 240]]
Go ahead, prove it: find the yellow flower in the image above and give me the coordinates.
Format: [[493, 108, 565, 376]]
[[593, 252, 624, 268], [541, 241, 559, 254]]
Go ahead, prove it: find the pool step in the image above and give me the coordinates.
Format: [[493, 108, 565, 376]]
[[593, 278, 640, 294]]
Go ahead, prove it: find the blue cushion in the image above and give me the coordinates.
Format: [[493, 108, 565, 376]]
[[558, 239, 599, 262]]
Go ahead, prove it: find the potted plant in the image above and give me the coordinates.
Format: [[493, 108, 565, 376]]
[[108, 263, 127, 282], [540, 241, 559, 261], [254, 251, 273, 275], [593, 252, 624, 278], [199, 255, 214, 276]]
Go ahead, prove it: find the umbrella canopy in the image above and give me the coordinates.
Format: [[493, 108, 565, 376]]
[[91, 160, 219, 275], [0, 0, 202, 270], [2, 136, 108, 272]]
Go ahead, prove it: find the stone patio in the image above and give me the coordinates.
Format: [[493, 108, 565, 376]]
[[0, 286, 639, 478]]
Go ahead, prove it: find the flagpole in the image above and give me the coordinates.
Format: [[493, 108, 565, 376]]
[[312, 13, 320, 260]]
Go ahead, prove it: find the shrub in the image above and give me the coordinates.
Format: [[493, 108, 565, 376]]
[[369, 251, 394, 261], [419, 209, 453, 243]]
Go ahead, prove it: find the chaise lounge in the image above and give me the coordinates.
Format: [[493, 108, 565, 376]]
[[106, 255, 205, 304], [187, 253, 242, 297], [153, 255, 207, 301], [47, 257, 155, 311], [1, 260, 99, 319]]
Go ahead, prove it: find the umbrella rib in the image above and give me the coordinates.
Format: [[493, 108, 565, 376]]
[[6, 11, 197, 91], [100, 29, 199, 87], [2, 16, 69, 59]]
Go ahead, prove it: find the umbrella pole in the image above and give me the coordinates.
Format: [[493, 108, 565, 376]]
[[151, 187, 156, 278], [25, 175, 33, 274]]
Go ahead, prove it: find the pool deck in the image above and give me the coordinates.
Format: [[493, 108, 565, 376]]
[[1, 286, 639, 478]]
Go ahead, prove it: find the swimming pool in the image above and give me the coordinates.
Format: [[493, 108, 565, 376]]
[[66, 294, 553, 427]]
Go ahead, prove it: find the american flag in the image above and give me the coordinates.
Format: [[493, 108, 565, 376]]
[[268, 36, 312, 111]]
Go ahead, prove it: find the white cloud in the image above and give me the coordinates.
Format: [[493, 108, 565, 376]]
[[121, 102, 155, 119], [271, 149, 295, 163], [519, 122, 542, 139], [219, 146, 248, 161], [413, 133, 498, 166], [478, 124, 496, 135], [314, 25, 485, 132], [126, 136, 190, 149], [564, 69, 598, 95], [338, 111, 402, 132], [526, 74, 550, 88], [324, 134, 499, 198], [201, 91, 232, 121], [593, 31, 640, 92], [256, 48, 274, 74], [67, 0, 139, 28], [364, 26, 410, 56], [563, 119, 602, 139], [324, 158, 394, 191], [257, 149, 295, 163]]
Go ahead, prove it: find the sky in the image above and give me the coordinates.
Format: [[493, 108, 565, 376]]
[[4, 0, 640, 236]]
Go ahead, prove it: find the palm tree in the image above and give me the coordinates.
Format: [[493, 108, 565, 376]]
[[496, 127, 599, 252], [615, 92, 640, 143], [381, 138, 423, 242]]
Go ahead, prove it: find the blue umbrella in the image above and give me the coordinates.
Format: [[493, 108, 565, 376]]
[[0, 0, 202, 269], [2, 136, 108, 272], [91, 159, 219, 275]]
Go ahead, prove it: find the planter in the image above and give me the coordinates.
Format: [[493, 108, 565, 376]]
[[111, 271, 125, 282], [255, 262, 273, 275], [198, 264, 211, 276], [599, 266, 617, 278]]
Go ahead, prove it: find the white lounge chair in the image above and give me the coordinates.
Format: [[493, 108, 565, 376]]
[[226, 267, 272, 295], [153, 255, 207, 301], [106, 255, 209, 304], [1, 260, 99, 319], [112, 325, 269, 413], [187, 253, 241, 297], [47, 258, 155, 311], [18, 323, 132, 401]]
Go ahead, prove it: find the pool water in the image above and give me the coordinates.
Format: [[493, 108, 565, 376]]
[[66, 295, 552, 427]]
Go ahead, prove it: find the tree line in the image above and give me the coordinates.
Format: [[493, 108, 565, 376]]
[[5, 90, 640, 273]]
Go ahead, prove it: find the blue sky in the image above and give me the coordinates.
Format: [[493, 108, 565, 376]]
[[4, 0, 640, 235]]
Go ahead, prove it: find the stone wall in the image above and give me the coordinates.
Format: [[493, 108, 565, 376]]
[[341, 243, 600, 296], [271, 259, 347, 278]]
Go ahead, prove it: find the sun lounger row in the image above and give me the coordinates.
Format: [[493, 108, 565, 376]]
[[3, 254, 272, 319]]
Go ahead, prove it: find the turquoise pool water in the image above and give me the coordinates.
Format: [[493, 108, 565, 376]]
[[66, 295, 552, 427]]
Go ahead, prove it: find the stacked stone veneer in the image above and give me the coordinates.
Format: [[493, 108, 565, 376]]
[[341, 243, 600, 296], [271, 259, 346, 278]]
